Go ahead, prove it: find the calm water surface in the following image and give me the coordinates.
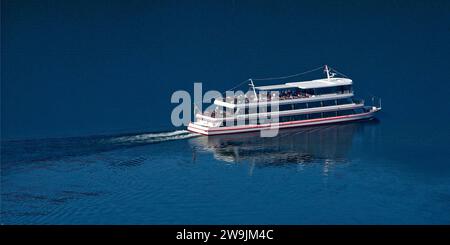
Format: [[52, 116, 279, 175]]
[[2, 117, 450, 224]]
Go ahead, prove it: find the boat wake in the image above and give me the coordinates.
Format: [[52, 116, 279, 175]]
[[1, 130, 200, 166], [110, 130, 199, 144]]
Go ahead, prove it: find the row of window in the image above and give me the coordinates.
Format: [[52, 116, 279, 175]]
[[220, 108, 366, 126], [240, 98, 354, 114], [279, 98, 354, 111], [278, 108, 364, 122]]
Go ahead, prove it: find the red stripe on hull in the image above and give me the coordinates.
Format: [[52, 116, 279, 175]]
[[188, 110, 378, 136]]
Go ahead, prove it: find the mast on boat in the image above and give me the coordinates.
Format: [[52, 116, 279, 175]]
[[324, 65, 331, 81], [249, 78, 258, 101]]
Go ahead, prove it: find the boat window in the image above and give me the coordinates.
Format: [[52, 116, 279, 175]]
[[315, 86, 337, 95], [293, 114, 307, 121], [322, 100, 336, 107], [279, 104, 292, 111], [343, 85, 352, 93], [338, 110, 353, 116], [308, 101, 321, 108], [304, 89, 315, 96], [323, 111, 337, 118], [294, 103, 307, 109], [337, 98, 352, 105], [309, 113, 322, 119]]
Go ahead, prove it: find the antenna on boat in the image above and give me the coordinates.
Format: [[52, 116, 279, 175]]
[[249, 78, 258, 101], [324, 65, 331, 81]]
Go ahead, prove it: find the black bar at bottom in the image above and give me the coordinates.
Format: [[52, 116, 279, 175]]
[[1, 225, 450, 242]]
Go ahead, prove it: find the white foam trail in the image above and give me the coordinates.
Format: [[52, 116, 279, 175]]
[[111, 130, 199, 144]]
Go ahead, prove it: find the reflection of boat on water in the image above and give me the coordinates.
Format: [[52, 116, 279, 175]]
[[189, 120, 379, 166]]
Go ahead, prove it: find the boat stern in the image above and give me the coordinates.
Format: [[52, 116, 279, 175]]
[[187, 122, 210, 135], [370, 106, 382, 113]]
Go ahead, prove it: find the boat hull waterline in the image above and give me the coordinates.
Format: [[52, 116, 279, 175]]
[[188, 108, 380, 136]]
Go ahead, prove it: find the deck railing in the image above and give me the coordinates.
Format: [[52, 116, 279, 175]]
[[220, 90, 353, 105], [203, 97, 361, 119]]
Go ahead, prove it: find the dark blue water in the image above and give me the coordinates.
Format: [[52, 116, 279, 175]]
[[2, 1, 450, 224], [2, 118, 450, 224]]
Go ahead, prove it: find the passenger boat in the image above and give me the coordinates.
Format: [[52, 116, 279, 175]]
[[187, 65, 381, 136]]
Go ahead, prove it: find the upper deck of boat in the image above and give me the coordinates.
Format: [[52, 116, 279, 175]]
[[214, 77, 353, 108]]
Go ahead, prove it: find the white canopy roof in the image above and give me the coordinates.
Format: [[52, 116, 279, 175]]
[[255, 78, 352, 90], [253, 84, 298, 90]]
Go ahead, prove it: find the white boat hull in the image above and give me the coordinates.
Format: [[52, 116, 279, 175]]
[[188, 108, 380, 136]]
